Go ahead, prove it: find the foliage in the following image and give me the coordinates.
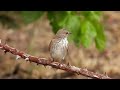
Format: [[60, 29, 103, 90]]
[[20, 11, 44, 24], [47, 11, 106, 51], [0, 14, 19, 28], [0, 11, 106, 51]]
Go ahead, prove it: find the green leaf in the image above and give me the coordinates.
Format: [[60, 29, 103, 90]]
[[95, 36, 105, 52], [81, 35, 92, 48], [94, 22, 106, 51], [47, 11, 105, 51], [63, 15, 80, 31], [0, 15, 19, 29], [81, 20, 97, 37], [81, 11, 105, 51], [59, 14, 81, 40], [80, 11, 91, 17], [47, 11, 68, 33], [89, 11, 102, 22], [94, 11, 102, 16], [66, 11, 72, 15], [48, 12, 81, 45], [81, 11, 102, 22], [20, 11, 44, 24], [65, 15, 81, 46], [80, 20, 97, 48]]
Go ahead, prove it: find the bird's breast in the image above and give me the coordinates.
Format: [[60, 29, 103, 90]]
[[51, 38, 68, 60], [59, 38, 68, 47]]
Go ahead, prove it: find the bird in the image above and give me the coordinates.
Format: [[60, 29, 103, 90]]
[[49, 28, 71, 63]]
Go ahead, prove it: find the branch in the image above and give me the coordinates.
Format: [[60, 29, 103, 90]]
[[0, 39, 111, 79]]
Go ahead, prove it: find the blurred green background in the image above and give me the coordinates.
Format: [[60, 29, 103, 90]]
[[0, 11, 119, 79]]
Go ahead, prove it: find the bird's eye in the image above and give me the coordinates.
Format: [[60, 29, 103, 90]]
[[66, 32, 69, 34]]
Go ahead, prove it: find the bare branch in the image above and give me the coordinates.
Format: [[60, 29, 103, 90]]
[[0, 39, 112, 79]]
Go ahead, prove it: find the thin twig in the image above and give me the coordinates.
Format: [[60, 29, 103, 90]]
[[0, 39, 111, 79]]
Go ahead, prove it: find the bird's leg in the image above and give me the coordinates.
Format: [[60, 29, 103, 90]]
[[52, 59, 55, 62], [62, 59, 70, 67], [52, 59, 59, 72], [67, 62, 70, 66]]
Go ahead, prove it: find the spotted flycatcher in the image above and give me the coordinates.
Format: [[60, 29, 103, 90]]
[[49, 28, 71, 63]]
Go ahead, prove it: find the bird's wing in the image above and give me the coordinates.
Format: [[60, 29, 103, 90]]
[[49, 38, 57, 51], [49, 40, 53, 52]]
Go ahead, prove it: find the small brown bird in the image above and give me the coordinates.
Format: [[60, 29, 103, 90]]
[[49, 28, 71, 63]]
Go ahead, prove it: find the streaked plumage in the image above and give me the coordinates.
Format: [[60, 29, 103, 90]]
[[49, 28, 70, 62]]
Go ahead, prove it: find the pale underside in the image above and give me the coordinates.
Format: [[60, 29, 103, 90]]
[[49, 38, 68, 62]]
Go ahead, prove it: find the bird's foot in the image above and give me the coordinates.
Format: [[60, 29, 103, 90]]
[[67, 62, 70, 66]]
